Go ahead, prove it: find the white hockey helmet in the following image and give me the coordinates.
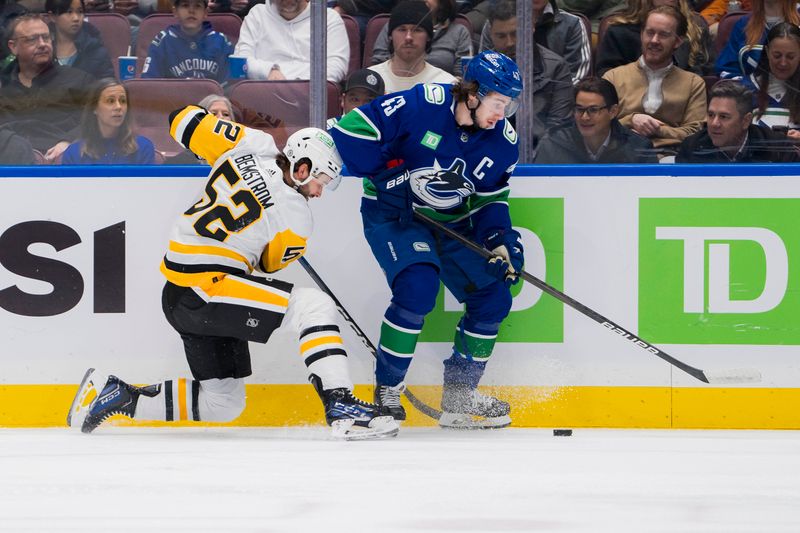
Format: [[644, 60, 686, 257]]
[[284, 127, 344, 191]]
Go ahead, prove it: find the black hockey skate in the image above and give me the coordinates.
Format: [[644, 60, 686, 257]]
[[67, 368, 151, 434], [311, 376, 399, 441], [374, 382, 407, 421], [439, 383, 511, 429]]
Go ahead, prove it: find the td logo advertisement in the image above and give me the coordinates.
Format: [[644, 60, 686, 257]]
[[640, 198, 799, 345]]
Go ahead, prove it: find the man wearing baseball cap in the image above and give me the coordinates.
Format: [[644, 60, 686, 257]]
[[327, 68, 386, 129]]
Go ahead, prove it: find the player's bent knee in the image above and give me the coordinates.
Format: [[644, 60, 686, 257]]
[[391, 263, 439, 316], [199, 377, 246, 422], [284, 287, 338, 333]]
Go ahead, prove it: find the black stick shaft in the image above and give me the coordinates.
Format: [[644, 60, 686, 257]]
[[413, 211, 711, 383], [297, 256, 443, 418]]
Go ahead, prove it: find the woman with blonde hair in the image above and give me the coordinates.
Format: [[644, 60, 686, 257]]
[[62, 78, 155, 164], [716, 0, 800, 84], [595, 0, 714, 75]]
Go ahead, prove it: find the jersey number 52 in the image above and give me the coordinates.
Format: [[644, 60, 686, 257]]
[[185, 160, 261, 242]]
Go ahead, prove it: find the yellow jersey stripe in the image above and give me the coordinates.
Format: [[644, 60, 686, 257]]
[[168, 241, 252, 270], [212, 277, 290, 308]]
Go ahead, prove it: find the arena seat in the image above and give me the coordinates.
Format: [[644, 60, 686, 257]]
[[227, 80, 341, 149], [340, 14, 362, 75], [715, 11, 748, 55], [124, 78, 224, 156], [85, 13, 132, 79]]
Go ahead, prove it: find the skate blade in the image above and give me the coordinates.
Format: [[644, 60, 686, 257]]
[[438, 412, 512, 430], [66, 368, 105, 429], [331, 416, 400, 441]]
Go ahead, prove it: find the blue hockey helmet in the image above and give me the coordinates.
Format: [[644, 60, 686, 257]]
[[463, 51, 523, 117]]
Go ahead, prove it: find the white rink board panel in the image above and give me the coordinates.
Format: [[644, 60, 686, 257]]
[[1, 171, 799, 389]]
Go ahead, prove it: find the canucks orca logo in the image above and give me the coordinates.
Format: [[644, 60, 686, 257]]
[[409, 159, 475, 209]]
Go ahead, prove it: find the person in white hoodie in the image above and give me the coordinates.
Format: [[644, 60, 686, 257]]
[[234, 0, 350, 82]]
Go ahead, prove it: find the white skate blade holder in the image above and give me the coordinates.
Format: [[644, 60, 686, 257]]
[[438, 412, 512, 430], [66, 368, 107, 430], [330, 416, 400, 441]]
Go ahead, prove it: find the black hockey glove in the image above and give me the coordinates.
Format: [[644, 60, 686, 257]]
[[484, 229, 524, 286], [372, 163, 412, 225]]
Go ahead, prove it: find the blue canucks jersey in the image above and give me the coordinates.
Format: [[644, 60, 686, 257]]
[[142, 22, 233, 83], [329, 83, 519, 241]]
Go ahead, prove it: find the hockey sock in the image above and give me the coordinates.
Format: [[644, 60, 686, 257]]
[[376, 302, 425, 386], [443, 316, 501, 389], [134, 378, 201, 421], [299, 324, 351, 390], [133, 378, 246, 423]]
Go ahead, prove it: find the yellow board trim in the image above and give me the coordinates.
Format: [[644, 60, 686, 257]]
[[5, 384, 800, 429]]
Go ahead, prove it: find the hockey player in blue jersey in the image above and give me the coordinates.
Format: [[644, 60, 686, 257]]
[[141, 0, 233, 83], [329, 51, 524, 429]]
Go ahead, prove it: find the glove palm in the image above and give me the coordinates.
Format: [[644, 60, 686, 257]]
[[484, 229, 524, 286]]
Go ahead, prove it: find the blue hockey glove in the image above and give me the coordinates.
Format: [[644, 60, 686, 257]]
[[484, 229, 524, 286], [372, 163, 412, 225]]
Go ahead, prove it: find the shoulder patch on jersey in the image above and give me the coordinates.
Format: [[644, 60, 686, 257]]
[[423, 84, 447, 105], [152, 30, 167, 46], [333, 108, 381, 141], [503, 120, 518, 144]]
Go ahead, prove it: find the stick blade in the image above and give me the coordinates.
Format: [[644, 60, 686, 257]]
[[702, 368, 762, 384]]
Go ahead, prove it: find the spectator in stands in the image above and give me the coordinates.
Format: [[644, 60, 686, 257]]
[[479, 0, 591, 84], [1, 1, 28, 70], [751, 22, 800, 138], [331, 0, 397, 40], [0, 14, 92, 161], [0, 126, 36, 165], [165, 93, 234, 164], [208, 0, 260, 18], [603, 6, 707, 156], [716, 0, 800, 86], [557, 0, 626, 34], [141, 0, 233, 83], [370, 0, 472, 75], [595, 0, 714, 76], [199, 93, 235, 120], [234, 0, 349, 83], [677, 79, 800, 162], [61, 78, 155, 164], [46, 0, 114, 79], [327, 68, 385, 128], [698, 0, 751, 38], [368, 0, 455, 93], [535, 77, 657, 162], [474, 2, 573, 151]]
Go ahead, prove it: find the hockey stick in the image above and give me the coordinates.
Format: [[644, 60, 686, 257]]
[[413, 211, 761, 385], [297, 256, 443, 420]]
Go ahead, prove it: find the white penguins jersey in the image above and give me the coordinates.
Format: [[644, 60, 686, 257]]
[[161, 105, 312, 289]]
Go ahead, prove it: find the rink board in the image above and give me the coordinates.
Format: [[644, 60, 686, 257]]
[[1, 165, 800, 428]]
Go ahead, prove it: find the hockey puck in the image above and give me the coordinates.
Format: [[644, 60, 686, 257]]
[[553, 429, 573, 436]]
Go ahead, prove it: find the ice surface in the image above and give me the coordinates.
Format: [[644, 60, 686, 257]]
[[1, 427, 799, 532]]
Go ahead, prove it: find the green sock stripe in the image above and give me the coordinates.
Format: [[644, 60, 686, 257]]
[[454, 330, 497, 360], [380, 320, 420, 356]]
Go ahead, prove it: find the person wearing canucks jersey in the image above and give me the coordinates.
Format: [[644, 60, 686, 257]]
[[329, 51, 524, 429]]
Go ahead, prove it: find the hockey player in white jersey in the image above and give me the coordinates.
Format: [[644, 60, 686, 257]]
[[67, 106, 399, 441]]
